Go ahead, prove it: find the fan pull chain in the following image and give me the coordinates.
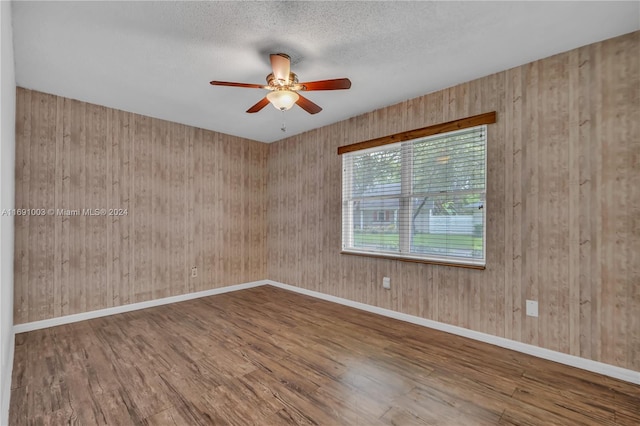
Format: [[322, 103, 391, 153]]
[[281, 110, 287, 132]]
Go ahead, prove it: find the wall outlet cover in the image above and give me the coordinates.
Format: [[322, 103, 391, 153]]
[[382, 277, 391, 289]]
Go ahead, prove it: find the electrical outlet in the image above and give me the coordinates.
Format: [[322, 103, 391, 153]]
[[382, 277, 391, 290], [191, 267, 197, 278], [526, 300, 538, 317]]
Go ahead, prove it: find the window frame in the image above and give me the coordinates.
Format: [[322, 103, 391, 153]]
[[338, 112, 496, 270]]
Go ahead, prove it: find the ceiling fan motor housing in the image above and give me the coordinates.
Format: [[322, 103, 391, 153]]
[[267, 72, 299, 88]]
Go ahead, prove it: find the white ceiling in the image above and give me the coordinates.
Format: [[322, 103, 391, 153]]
[[11, 1, 640, 143]]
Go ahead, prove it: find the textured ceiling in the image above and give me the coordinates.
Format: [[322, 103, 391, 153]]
[[11, 1, 640, 143]]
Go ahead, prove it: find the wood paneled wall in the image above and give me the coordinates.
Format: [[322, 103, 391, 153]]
[[267, 32, 640, 371], [13, 32, 640, 372], [14, 88, 267, 324]]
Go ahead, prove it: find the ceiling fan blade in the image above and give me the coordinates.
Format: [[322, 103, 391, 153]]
[[295, 94, 322, 114], [299, 78, 351, 91], [246, 97, 270, 113], [210, 81, 265, 89], [270, 53, 291, 84]]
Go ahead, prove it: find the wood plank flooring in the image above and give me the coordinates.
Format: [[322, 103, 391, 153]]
[[9, 286, 640, 425]]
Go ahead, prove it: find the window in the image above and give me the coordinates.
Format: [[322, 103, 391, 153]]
[[341, 124, 487, 268]]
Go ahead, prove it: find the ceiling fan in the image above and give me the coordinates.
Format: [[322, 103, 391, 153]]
[[210, 53, 351, 114]]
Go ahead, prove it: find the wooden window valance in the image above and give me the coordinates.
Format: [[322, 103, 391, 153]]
[[337, 111, 497, 155]]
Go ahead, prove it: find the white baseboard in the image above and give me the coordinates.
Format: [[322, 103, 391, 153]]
[[265, 280, 640, 385], [13, 280, 268, 334], [11, 278, 639, 386], [1, 333, 14, 426]]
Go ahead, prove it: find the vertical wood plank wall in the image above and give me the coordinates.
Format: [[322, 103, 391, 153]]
[[12, 31, 639, 372], [14, 89, 267, 324], [267, 32, 640, 371]]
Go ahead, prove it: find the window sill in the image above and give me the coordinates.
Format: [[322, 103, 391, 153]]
[[340, 250, 486, 270]]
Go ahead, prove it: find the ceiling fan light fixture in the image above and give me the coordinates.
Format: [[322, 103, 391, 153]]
[[267, 89, 299, 111], [210, 52, 350, 115]]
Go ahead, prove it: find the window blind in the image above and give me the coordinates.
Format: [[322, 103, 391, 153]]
[[341, 125, 487, 267]]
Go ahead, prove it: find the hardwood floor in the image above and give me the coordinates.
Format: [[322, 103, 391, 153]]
[[9, 286, 640, 425]]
